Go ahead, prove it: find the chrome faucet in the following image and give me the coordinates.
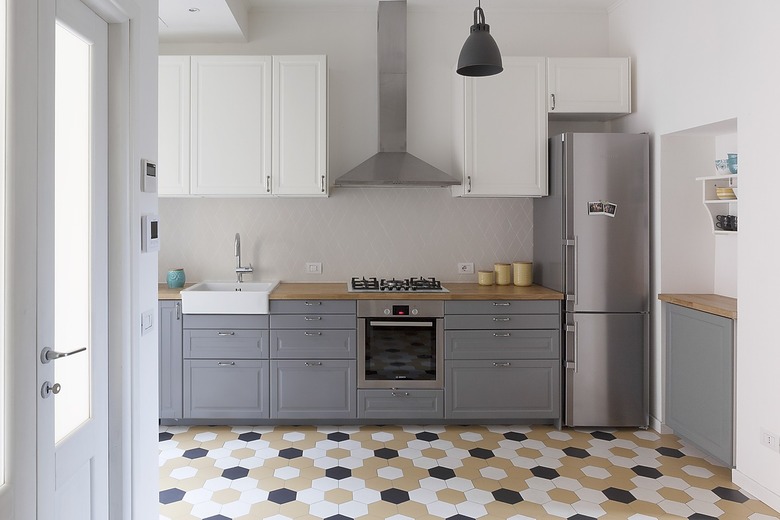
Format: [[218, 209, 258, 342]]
[[234, 233, 253, 283]]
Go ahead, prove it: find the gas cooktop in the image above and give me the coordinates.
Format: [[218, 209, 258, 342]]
[[348, 276, 449, 293]]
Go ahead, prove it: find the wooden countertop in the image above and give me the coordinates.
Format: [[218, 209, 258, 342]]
[[159, 282, 563, 301], [658, 293, 737, 320]]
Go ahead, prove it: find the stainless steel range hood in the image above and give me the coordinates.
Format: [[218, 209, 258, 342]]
[[334, 1, 460, 188]]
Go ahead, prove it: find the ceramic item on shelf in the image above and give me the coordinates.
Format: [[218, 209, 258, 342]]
[[513, 261, 533, 287], [166, 268, 186, 288], [715, 187, 736, 200], [714, 159, 730, 175], [727, 153, 738, 174], [478, 270, 495, 286], [494, 263, 511, 285]]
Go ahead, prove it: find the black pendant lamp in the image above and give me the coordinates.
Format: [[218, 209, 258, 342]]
[[456, 0, 503, 77]]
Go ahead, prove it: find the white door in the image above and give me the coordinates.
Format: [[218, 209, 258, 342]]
[[37, 0, 109, 517]]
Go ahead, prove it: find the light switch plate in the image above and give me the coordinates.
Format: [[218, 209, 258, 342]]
[[142, 159, 157, 193]]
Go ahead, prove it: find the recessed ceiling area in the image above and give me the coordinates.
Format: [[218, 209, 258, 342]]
[[158, 0, 619, 43]]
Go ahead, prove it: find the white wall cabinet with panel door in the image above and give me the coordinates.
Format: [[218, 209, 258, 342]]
[[191, 55, 273, 196], [158, 56, 190, 196], [273, 56, 328, 196], [452, 56, 548, 197], [547, 57, 631, 119]]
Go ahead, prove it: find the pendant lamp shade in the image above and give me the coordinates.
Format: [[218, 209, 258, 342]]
[[456, 6, 503, 77]]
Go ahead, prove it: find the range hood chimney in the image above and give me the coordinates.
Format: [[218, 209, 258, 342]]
[[334, 1, 460, 187]]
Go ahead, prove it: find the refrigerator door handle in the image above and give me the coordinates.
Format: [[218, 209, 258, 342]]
[[565, 323, 577, 372], [564, 237, 577, 305]]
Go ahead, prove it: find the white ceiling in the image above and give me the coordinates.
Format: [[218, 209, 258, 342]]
[[159, 0, 619, 43]]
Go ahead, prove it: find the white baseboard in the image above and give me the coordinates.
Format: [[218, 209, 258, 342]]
[[733, 469, 780, 515], [650, 415, 673, 435]]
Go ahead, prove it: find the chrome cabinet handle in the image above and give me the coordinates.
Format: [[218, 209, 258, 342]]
[[493, 333, 511, 337], [321, 175, 326, 193], [565, 323, 577, 372], [391, 391, 410, 397], [551, 93, 556, 110], [493, 362, 511, 367], [176, 301, 181, 320], [217, 361, 236, 366], [40, 347, 87, 364], [217, 331, 235, 336], [304, 316, 322, 321], [492, 302, 510, 306], [304, 331, 322, 336], [305, 361, 323, 367], [492, 317, 510, 322], [304, 301, 321, 306], [467, 175, 472, 193], [266, 175, 271, 193]]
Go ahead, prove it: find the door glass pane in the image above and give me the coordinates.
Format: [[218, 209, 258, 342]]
[[54, 23, 91, 442], [0, 0, 6, 486]]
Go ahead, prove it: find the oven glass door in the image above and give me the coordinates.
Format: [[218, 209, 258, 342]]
[[362, 318, 442, 388]]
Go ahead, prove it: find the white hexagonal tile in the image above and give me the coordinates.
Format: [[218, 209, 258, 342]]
[[273, 466, 300, 480], [533, 457, 563, 469], [479, 466, 507, 480], [631, 475, 664, 491], [203, 477, 231, 492], [309, 500, 339, 518], [239, 456, 264, 469], [398, 448, 423, 460], [169, 466, 198, 480], [575, 487, 607, 504], [371, 431, 394, 442], [222, 439, 247, 451], [352, 487, 381, 504], [687, 500, 725, 517], [520, 488, 550, 505], [220, 500, 251, 518], [246, 439, 271, 450], [349, 447, 375, 460], [627, 514, 658, 520], [213, 456, 240, 470], [539, 447, 566, 459], [460, 432, 484, 442], [658, 499, 694, 517], [492, 447, 520, 460], [412, 456, 438, 469], [445, 477, 474, 492], [511, 456, 537, 469], [553, 476, 582, 491], [685, 486, 720, 503], [302, 447, 327, 460], [581, 466, 611, 479], [159, 440, 179, 450], [313, 456, 338, 469], [430, 439, 454, 450], [254, 447, 279, 459], [377, 466, 404, 480], [658, 475, 690, 490], [547, 431, 573, 442], [543, 500, 576, 518], [682, 464, 715, 479], [436, 456, 464, 469], [571, 500, 606, 518], [419, 476, 448, 492], [426, 500, 458, 518], [613, 439, 638, 450], [523, 439, 546, 450], [189, 500, 221, 518], [526, 476, 556, 492], [339, 500, 368, 518], [338, 476, 366, 492], [607, 455, 635, 468], [630, 487, 664, 504], [409, 487, 439, 505], [633, 430, 660, 441], [282, 431, 305, 442], [464, 488, 494, 505], [182, 488, 213, 505], [338, 456, 365, 470], [455, 500, 488, 518], [311, 476, 338, 492], [406, 439, 430, 450], [296, 488, 325, 505], [230, 477, 259, 492], [193, 432, 217, 442], [386, 515, 415, 520], [315, 439, 339, 451], [239, 488, 269, 504]]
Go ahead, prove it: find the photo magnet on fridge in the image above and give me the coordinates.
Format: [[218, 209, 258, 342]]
[[587, 201, 604, 215], [604, 202, 617, 217]]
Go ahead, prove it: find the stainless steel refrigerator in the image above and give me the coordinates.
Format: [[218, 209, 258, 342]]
[[534, 133, 649, 427]]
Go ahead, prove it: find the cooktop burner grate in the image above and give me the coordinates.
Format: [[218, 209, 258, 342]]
[[348, 276, 449, 293]]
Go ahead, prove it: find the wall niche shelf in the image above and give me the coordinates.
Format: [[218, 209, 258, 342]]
[[695, 174, 738, 235]]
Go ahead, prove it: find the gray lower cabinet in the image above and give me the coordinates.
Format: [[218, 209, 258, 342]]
[[665, 303, 734, 465], [159, 300, 183, 420], [184, 359, 269, 419], [271, 360, 356, 419], [358, 389, 444, 419]]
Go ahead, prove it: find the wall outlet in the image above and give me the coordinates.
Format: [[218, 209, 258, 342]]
[[305, 262, 322, 275], [458, 262, 475, 274], [760, 429, 780, 452]]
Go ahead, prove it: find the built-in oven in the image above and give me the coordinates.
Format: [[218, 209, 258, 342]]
[[357, 300, 444, 389]]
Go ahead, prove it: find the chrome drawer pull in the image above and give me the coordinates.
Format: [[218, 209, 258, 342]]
[[305, 361, 323, 367], [304, 331, 322, 336], [217, 361, 236, 366], [493, 333, 511, 337], [217, 331, 235, 336], [304, 301, 322, 306], [304, 316, 322, 321], [493, 362, 511, 367], [492, 302, 511, 306], [492, 317, 510, 322], [391, 392, 410, 397]]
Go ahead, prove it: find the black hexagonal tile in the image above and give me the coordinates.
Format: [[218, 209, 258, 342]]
[[182, 448, 208, 460], [327, 432, 350, 442], [159, 487, 185, 504], [446, 515, 477, 520], [279, 447, 303, 459], [632, 465, 663, 479], [428, 466, 456, 480], [268, 487, 297, 504], [469, 448, 494, 459], [222, 466, 249, 480], [656, 446, 685, 458], [203, 516, 231, 520], [492, 488, 523, 504], [158, 431, 174, 442], [503, 431, 528, 442], [568, 515, 597, 520], [325, 466, 352, 480], [238, 432, 262, 442], [380, 487, 410, 504], [591, 431, 616, 441], [563, 447, 590, 459], [603, 487, 635, 504], [324, 515, 354, 520], [374, 448, 399, 460], [712, 486, 749, 503], [416, 431, 439, 442], [688, 514, 719, 520], [531, 466, 560, 480]]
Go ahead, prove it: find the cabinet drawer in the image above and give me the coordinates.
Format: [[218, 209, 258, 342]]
[[445, 360, 560, 420], [270, 330, 356, 359], [270, 360, 356, 419], [445, 330, 560, 360], [183, 314, 269, 329], [445, 314, 559, 330], [445, 300, 559, 315], [358, 389, 443, 419], [184, 329, 268, 359], [184, 359, 269, 419], [271, 300, 356, 314], [271, 314, 356, 330]]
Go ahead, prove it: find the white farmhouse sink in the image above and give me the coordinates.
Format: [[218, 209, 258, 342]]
[[181, 281, 279, 314]]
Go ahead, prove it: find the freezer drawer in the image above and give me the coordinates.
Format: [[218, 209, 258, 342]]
[[565, 312, 647, 427]]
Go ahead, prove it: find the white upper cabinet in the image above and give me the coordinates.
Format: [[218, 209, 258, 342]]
[[453, 56, 548, 197], [191, 55, 273, 195], [547, 57, 631, 119], [158, 56, 190, 196], [272, 56, 328, 196]]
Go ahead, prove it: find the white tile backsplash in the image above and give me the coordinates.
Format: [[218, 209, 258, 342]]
[[158, 188, 533, 284]]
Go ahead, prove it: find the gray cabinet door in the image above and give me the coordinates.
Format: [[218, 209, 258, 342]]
[[184, 359, 269, 419], [445, 329, 560, 360], [358, 389, 444, 419], [665, 304, 734, 465], [270, 330, 356, 359], [271, 300, 356, 314], [271, 360, 356, 419], [445, 314, 560, 330], [445, 360, 560, 419], [184, 329, 268, 359], [270, 314, 356, 330], [159, 301, 183, 420], [445, 300, 559, 315]]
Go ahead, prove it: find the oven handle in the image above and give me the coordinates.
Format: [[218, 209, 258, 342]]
[[368, 320, 434, 328]]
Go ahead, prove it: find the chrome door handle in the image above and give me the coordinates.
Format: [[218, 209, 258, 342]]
[[266, 175, 271, 193], [304, 331, 322, 336], [565, 323, 577, 373], [321, 175, 326, 193], [40, 347, 87, 364], [467, 175, 472, 193], [217, 331, 235, 336], [391, 391, 410, 397], [550, 93, 556, 110]]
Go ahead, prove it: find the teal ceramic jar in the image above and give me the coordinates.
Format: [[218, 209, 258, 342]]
[[166, 268, 186, 288], [727, 153, 738, 174]]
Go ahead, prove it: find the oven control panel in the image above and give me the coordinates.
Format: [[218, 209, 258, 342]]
[[384, 305, 419, 316], [358, 300, 444, 318]]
